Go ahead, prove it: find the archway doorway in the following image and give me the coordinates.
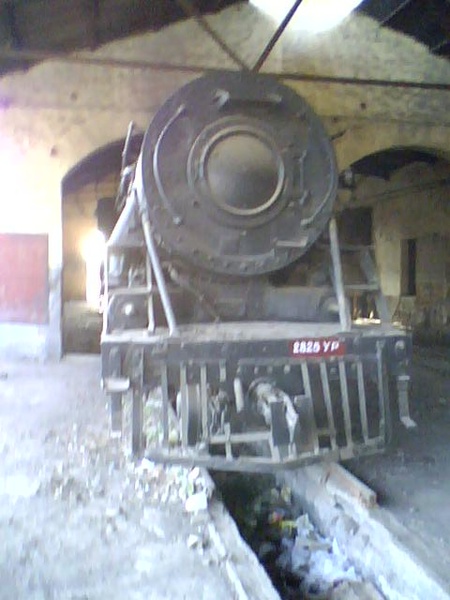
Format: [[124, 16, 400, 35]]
[[61, 135, 142, 353], [337, 147, 450, 344]]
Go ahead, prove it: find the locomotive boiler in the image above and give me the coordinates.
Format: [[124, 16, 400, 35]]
[[101, 71, 415, 471]]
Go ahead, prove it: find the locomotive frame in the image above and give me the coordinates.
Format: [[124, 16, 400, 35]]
[[100, 72, 415, 472], [101, 219, 414, 471]]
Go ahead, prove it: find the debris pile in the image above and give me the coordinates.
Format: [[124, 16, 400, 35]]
[[132, 459, 213, 509], [217, 474, 383, 600], [37, 424, 123, 505], [134, 459, 220, 558], [141, 389, 382, 597], [142, 389, 180, 448]]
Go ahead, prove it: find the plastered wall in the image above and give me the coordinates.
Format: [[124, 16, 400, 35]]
[[342, 161, 450, 329], [0, 2, 449, 357]]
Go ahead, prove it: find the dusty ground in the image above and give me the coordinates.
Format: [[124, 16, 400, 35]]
[[1, 347, 449, 599], [62, 302, 101, 354], [347, 347, 450, 574], [0, 356, 255, 600]]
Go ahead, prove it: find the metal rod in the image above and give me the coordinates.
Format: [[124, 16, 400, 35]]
[[319, 361, 337, 451], [300, 362, 320, 455], [161, 365, 169, 444], [356, 361, 369, 443], [121, 121, 134, 172], [1, 48, 450, 91], [200, 364, 209, 440], [140, 204, 178, 335], [102, 245, 109, 334], [252, 0, 304, 72], [376, 342, 388, 441], [132, 388, 144, 455], [210, 430, 271, 445], [379, 0, 412, 25], [431, 38, 449, 52], [107, 191, 137, 246], [338, 360, 353, 449], [145, 254, 155, 332], [180, 365, 188, 448], [176, 0, 249, 70], [224, 422, 232, 460], [329, 218, 352, 332]]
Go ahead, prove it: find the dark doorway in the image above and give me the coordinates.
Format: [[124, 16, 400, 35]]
[[337, 207, 373, 246]]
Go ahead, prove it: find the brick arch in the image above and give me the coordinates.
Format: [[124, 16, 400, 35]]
[[61, 134, 145, 308], [62, 133, 144, 192], [58, 116, 148, 186], [334, 123, 450, 171]]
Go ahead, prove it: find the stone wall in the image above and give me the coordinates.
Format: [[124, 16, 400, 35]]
[[0, 2, 449, 357]]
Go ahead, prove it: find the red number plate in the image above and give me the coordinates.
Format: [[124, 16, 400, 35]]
[[290, 338, 346, 358]]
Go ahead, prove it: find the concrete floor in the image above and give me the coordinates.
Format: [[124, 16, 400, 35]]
[[347, 347, 450, 586], [63, 302, 102, 354], [0, 348, 449, 599], [0, 356, 278, 600]]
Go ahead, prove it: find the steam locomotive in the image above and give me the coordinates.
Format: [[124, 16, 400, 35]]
[[100, 71, 414, 471]]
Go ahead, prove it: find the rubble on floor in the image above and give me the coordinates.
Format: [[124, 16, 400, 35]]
[[0, 358, 279, 600], [216, 474, 384, 600]]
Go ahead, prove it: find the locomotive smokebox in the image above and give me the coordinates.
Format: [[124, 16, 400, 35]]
[[140, 71, 338, 276]]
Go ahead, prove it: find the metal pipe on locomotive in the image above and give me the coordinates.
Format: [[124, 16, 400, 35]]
[[101, 71, 415, 471]]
